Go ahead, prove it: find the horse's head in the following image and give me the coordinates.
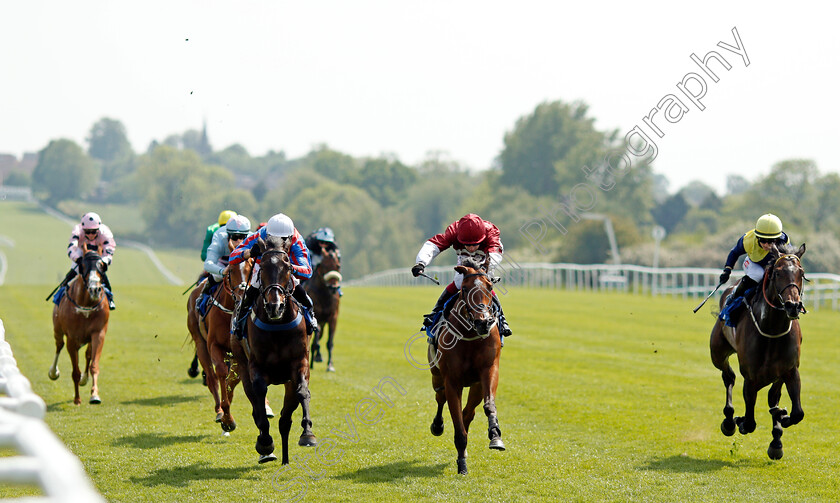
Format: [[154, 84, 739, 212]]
[[319, 249, 342, 294], [454, 260, 496, 336], [226, 256, 253, 304], [80, 250, 104, 304], [258, 237, 293, 321], [767, 243, 807, 320]]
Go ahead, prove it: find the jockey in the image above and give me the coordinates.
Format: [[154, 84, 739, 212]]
[[202, 210, 236, 261], [411, 213, 512, 337], [229, 213, 317, 338], [720, 213, 792, 309], [63, 212, 116, 310], [196, 214, 252, 306], [304, 227, 343, 296]]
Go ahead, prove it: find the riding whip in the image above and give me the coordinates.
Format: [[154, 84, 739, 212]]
[[182, 278, 200, 295], [693, 282, 724, 313], [419, 272, 440, 285]]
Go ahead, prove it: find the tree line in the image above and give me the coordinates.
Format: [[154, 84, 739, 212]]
[[21, 101, 840, 278]]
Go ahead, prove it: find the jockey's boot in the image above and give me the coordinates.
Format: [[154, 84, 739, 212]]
[[293, 284, 318, 335], [491, 294, 512, 337], [724, 276, 758, 309], [232, 286, 259, 340], [101, 272, 116, 310], [423, 287, 457, 328]]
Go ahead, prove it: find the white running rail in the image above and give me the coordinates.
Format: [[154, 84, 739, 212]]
[[345, 263, 840, 311], [0, 319, 104, 502]]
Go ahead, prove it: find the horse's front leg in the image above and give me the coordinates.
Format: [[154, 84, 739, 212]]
[[445, 382, 468, 475], [325, 317, 337, 372], [736, 378, 758, 434], [782, 369, 804, 427], [295, 368, 317, 448], [248, 369, 275, 463], [87, 329, 106, 404], [208, 340, 230, 428], [482, 363, 504, 451], [67, 341, 82, 406], [710, 327, 737, 436], [48, 328, 64, 381], [79, 344, 91, 386]]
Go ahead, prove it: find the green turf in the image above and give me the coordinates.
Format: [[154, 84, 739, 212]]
[[2, 201, 840, 502]]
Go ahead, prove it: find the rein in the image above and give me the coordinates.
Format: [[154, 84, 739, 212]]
[[748, 253, 802, 338], [453, 271, 494, 341]]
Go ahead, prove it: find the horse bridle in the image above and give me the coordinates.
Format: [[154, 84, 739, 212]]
[[458, 272, 494, 325], [258, 249, 294, 308], [763, 254, 806, 312]]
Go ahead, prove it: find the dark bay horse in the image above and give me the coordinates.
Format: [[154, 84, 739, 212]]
[[187, 256, 271, 431], [48, 248, 110, 405], [305, 248, 342, 372], [710, 243, 807, 459], [427, 260, 504, 475], [229, 236, 317, 464]]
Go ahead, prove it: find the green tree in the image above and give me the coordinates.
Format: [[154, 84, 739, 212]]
[[136, 146, 235, 246], [499, 100, 608, 196], [353, 157, 417, 206], [31, 139, 98, 204], [87, 118, 134, 181], [652, 193, 689, 234]]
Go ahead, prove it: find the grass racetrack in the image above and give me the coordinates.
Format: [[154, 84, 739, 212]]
[[2, 201, 840, 502]]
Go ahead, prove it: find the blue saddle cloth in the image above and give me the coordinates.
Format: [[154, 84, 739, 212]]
[[719, 287, 756, 327], [196, 282, 221, 317]]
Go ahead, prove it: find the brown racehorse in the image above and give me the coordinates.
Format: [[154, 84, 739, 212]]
[[187, 255, 271, 431], [230, 236, 317, 464], [305, 247, 342, 372], [710, 243, 807, 459], [48, 246, 110, 405], [427, 259, 504, 475]]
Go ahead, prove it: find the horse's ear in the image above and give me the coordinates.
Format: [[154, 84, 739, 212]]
[[796, 243, 806, 258], [455, 265, 469, 275], [255, 237, 265, 255]]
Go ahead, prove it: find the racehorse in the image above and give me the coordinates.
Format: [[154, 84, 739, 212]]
[[48, 245, 110, 405], [187, 256, 273, 431], [305, 247, 342, 372], [710, 243, 807, 459], [427, 259, 504, 475], [229, 236, 317, 464]]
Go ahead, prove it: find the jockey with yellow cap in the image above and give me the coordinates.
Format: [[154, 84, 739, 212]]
[[411, 213, 512, 338], [720, 213, 791, 310], [201, 210, 236, 261]]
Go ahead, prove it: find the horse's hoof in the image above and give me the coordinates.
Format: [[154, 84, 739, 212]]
[[89, 395, 101, 405], [489, 438, 506, 451], [258, 453, 277, 464], [768, 445, 784, 460], [48, 369, 59, 381], [221, 421, 236, 432], [457, 458, 468, 475], [721, 419, 736, 437], [265, 405, 275, 418], [326, 363, 335, 372], [255, 438, 274, 456], [430, 422, 444, 437], [215, 412, 224, 423], [188, 367, 199, 378], [299, 435, 318, 447], [79, 374, 88, 386], [314, 352, 323, 363]]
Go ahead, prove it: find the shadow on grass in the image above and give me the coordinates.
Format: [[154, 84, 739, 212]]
[[46, 400, 76, 412], [332, 459, 448, 483], [129, 461, 259, 487], [120, 394, 199, 406], [112, 432, 209, 449], [639, 455, 735, 473]]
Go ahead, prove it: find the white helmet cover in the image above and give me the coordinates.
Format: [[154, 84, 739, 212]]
[[266, 213, 295, 238], [225, 215, 251, 234]]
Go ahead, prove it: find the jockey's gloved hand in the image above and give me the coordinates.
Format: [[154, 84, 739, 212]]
[[411, 263, 425, 277], [98, 260, 108, 272], [719, 268, 731, 284]]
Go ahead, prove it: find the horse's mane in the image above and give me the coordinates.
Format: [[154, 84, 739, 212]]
[[766, 243, 798, 268], [461, 257, 484, 271]]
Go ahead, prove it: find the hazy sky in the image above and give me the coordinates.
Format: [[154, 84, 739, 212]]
[[2, 1, 837, 194]]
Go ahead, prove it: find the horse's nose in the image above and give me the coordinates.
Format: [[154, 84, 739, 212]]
[[784, 301, 800, 320]]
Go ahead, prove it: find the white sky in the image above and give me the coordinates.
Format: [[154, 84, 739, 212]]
[[1, 1, 837, 194]]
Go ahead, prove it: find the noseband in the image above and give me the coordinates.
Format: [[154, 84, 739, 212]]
[[458, 272, 494, 330]]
